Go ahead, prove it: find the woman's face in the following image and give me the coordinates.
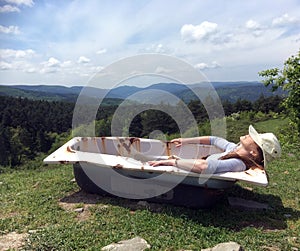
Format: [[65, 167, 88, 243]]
[[240, 134, 254, 145], [240, 134, 259, 156]]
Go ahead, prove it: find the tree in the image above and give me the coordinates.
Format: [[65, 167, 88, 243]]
[[0, 124, 10, 166], [259, 50, 300, 133], [140, 109, 178, 137], [253, 95, 283, 114], [188, 100, 207, 123], [234, 98, 253, 112]]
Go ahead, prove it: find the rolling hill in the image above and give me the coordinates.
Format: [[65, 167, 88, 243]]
[[0, 82, 285, 103]]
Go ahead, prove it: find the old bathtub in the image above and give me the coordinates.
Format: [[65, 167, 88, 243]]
[[44, 137, 268, 208]]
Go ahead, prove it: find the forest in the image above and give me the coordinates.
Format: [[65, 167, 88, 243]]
[[0, 94, 283, 167]]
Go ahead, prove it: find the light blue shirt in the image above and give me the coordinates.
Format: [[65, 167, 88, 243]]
[[202, 136, 246, 174]]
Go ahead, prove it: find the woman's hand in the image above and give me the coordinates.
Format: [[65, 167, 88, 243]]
[[148, 159, 176, 167], [170, 136, 210, 147], [170, 138, 185, 147]]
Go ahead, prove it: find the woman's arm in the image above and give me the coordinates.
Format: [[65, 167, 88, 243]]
[[148, 158, 208, 173], [171, 136, 211, 147], [171, 136, 235, 150], [148, 157, 246, 174], [209, 136, 236, 151]]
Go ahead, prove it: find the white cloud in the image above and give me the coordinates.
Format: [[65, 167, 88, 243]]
[[96, 49, 107, 54], [16, 49, 35, 58], [0, 25, 21, 35], [4, 0, 34, 7], [0, 61, 13, 70], [245, 19, 264, 37], [141, 43, 172, 54], [40, 57, 61, 74], [46, 57, 60, 67], [154, 66, 173, 74], [0, 49, 35, 59], [25, 67, 37, 73], [181, 21, 218, 42], [61, 60, 72, 68], [245, 19, 261, 30], [94, 66, 104, 72], [77, 56, 90, 64], [40, 67, 58, 74], [152, 44, 164, 53], [15, 61, 37, 72], [38, 56, 97, 76], [194, 61, 220, 70], [88, 65, 104, 75], [272, 13, 299, 27], [0, 59, 37, 73], [0, 4, 20, 13], [194, 63, 208, 70]]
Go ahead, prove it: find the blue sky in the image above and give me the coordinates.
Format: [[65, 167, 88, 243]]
[[0, 0, 299, 87]]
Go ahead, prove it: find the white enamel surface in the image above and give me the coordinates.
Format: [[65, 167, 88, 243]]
[[44, 137, 268, 187]]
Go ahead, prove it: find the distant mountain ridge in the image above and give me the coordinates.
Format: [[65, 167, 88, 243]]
[[0, 82, 285, 103]]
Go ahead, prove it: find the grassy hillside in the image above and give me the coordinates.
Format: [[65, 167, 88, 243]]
[[0, 85, 78, 102], [0, 118, 299, 250]]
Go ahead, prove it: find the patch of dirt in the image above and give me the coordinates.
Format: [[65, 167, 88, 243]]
[[0, 212, 19, 220], [0, 232, 28, 251], [60, 190, 103, 205], [237, 220, 286, 232], [58, 190, 165, 221], [58, 190, 107, 221], [261, 246, 281, 251]]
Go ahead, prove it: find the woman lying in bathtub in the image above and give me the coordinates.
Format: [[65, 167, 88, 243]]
[[148, 125, 281, 174]]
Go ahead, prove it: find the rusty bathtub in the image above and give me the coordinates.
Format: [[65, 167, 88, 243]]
[[43, 137, 269, 208]]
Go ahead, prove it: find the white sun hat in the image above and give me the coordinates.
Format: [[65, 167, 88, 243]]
[[249, 125, 281, 167]]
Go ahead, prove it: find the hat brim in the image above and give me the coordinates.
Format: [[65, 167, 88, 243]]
[[249, 125, 267, 167]]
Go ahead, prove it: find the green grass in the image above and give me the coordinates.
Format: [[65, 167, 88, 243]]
[[0, 156, 299, 250], [0, 117, 299, 250], [254, 117, 289, 133]]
